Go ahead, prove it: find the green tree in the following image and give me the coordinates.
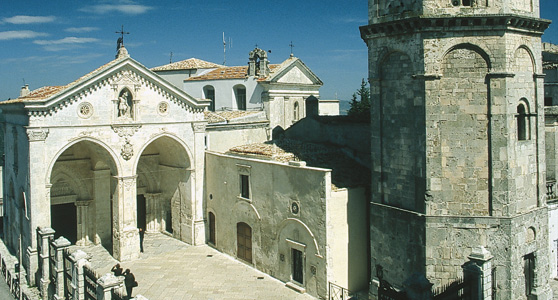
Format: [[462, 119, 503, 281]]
[[348, 78, 370, 120]]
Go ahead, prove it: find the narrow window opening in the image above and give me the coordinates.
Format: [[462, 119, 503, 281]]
[[240, 174, 250, 199], [545, 97, 553, 106], [517, 103, 529, 141], [235, 87, 247, 110]]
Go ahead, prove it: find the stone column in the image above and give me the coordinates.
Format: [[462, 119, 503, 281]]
[[76, 200, 92, 246], [94, 169, 111, 248], [113, 176, 139, 261], [53, 237, 71, 300], [192, 123, 207, 246], [37, 227, 55, 299], [463, 246, 493, 300], [96, 273, 124, 300]]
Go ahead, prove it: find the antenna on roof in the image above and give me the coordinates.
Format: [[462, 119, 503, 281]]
[[22, 78, 26, 86], [170, 52, 173, 64], [223, 32, 227, 66]]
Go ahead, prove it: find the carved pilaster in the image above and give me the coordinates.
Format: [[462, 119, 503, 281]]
[[76, 200, 93, 246], [192, 122, 206, 133]]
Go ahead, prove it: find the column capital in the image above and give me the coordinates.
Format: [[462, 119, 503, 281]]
[[26, 129, 49, 142]]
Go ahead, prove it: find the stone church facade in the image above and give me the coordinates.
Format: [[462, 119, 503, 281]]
[[361, 0, 552, 299], [1, 47, 209, 284]]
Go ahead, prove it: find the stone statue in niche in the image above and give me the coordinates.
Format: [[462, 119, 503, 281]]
[[118, 90, 133, 119]]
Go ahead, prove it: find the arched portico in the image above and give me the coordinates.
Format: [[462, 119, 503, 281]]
[[135, 134, 194, 242], [48, 139, 119, 254]]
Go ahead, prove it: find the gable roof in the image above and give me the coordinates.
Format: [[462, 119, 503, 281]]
[[150, 58, 223, 71], [1, 54, 210, 114], [3, 59, 122, 104], [267, 56, 323, 85]]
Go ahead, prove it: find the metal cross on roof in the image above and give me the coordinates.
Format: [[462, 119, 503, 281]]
[[115, 25, 130, 50], [289, 41, 295, 55]]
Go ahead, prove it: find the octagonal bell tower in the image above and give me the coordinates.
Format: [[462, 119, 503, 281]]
[[361, 0, 551, 298]]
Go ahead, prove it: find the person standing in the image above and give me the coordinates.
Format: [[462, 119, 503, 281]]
[[123, 269, 137, 299]]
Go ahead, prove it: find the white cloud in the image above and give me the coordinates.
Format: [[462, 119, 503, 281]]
[[33, 37, 100, 45], [0, 31, 48, 40], [3, 15, 56, 24], [65, 27, 100, 33], [80, 4, 153, 15]]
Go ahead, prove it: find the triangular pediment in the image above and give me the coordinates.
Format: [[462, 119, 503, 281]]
[[20, 57, 209, 117], [269, 58, 323, 86]]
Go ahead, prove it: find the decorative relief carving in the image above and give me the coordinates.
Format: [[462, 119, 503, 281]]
[[112, 125, 141, 161], [112, 125, 141, 138], [27, 129, 49, 142], [78, 102, 93, 119], [121, 140, 134, 161], [158, 102, 169, 115]]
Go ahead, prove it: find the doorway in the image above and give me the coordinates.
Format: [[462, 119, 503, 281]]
[[292, 248, 304, 284], [137, 194, 146, 230], [208, 212, 216, 245], [51, 203, 77, 244], [237, 222, 252, 263]]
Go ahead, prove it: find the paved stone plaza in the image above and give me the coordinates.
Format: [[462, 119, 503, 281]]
[[70, 233, 316, 300]]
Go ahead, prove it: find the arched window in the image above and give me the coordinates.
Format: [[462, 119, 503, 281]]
[[234, 85, 247, 110], [237, 222, 252, 263], [293, 102, 300, 121], [517, 101, 530, 141], [203, 85, 215, 112], [208, 212, 216, 245]]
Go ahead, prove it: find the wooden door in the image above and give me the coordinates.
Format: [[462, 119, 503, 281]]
[[237, 222, 252, 263]]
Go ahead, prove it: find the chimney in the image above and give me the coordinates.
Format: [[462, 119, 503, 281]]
[[20, 84, 30, 97]]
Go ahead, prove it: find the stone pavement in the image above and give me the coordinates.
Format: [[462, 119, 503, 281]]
[[71, 232, 316, 300]]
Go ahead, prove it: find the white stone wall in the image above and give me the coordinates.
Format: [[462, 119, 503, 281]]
[[183, 77, 263, 111], [205, 151, 367, 298], [205, 125, 268, 153]]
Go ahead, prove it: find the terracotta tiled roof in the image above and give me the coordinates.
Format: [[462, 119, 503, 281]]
[[186, 64, 281, 81], [229, 139, 370, 189], [1, 58, 123, 103], [204, 110, 263, 124], [151, 58, 223, 71]]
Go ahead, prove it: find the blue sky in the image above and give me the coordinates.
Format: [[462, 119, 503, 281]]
[[0, 0, 556, 101]]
